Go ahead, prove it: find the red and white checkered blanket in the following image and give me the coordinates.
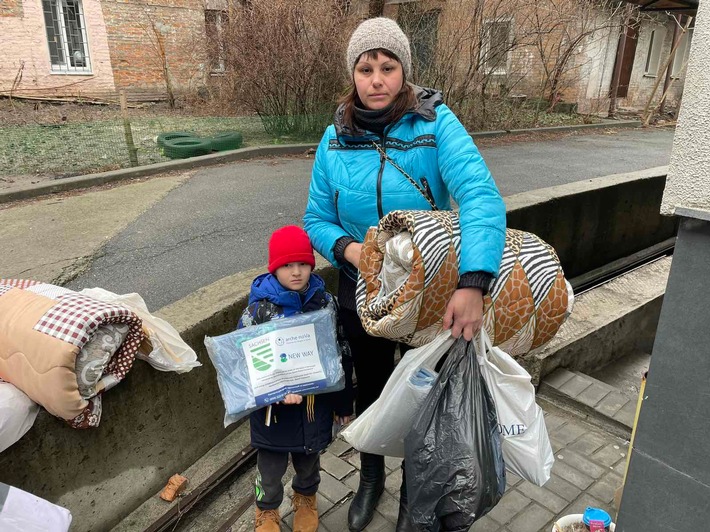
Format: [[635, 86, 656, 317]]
[[0, 279, 144, 429]]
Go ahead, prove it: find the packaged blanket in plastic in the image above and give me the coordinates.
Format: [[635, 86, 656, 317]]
[[205, 306, 345, 426], [357, 210, 574, 354], [0, 379, 39, 453], [342, 332, 454, 457], [0, 279, 144, 429], [405, 337, 506, 531], [0, 482, 72, 532]]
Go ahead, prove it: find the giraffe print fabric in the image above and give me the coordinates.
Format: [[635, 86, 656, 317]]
[[356, 210, 573, 354]]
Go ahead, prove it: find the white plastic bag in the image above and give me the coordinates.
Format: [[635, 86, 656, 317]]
[[79, 288, 201, 373], [0, 380, 39, 454], [342, 332, 454, 457], [475, 330, 554, 486], [0, 482, 72, 532]]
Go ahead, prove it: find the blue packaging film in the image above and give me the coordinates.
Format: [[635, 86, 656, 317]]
[[205, 306, 345, 427]]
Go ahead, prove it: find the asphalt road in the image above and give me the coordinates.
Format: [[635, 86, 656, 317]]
[[67, 127, 675, 310]]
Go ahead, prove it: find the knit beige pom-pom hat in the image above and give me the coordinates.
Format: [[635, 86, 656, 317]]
[[346, 17, 412, 79]]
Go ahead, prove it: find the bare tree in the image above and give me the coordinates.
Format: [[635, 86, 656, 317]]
[[140, 7, 176, 108], [525, 0, 626, 111]]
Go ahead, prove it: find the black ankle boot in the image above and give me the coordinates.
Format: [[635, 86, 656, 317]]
[[348, 453, 385, 531], [396, 463, 416, 532]]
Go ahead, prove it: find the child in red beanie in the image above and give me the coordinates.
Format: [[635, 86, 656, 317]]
[[237, 225, 353, 532]]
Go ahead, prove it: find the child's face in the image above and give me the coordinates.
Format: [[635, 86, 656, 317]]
[[275, 262, 312, 291]]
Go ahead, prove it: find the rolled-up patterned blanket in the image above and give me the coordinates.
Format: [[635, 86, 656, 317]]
[[0, 279, 144, 428], [356, 211, 573, 354]]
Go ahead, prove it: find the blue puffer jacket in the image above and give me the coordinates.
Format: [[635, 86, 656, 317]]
[[237, 273, 353, 454], [304, 86, 506, 277]]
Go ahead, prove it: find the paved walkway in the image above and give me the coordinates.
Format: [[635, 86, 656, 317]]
[[230, 404, 628, 531]]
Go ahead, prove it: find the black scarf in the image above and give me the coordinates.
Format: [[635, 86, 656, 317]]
[[353, 100, 396, 137]]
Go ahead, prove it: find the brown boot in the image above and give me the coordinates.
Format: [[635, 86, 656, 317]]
[[292, 492, 318, 532], [255, 508, 281, 532]]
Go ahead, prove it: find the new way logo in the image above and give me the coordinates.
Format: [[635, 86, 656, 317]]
[[250, 343, 274, 372], [280, 353, 288, 363]]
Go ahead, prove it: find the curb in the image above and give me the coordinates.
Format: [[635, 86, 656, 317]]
[[0, 120, 643, 205]]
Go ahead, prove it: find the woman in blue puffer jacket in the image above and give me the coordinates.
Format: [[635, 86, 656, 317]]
[[303, 17, 506, 532]]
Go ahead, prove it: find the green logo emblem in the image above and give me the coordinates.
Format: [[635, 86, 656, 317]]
[[250, 343, 274, 372]]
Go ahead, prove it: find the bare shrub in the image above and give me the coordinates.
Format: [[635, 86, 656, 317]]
[[219, 0, 355, 138]]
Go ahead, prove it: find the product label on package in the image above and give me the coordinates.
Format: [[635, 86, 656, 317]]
[[243, 324, 327, 406], [588, 520, 606, 532]]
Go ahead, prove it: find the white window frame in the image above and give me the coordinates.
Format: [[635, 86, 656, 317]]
[[643, 26, 665, 77], [482, 18, 512, 76], [671, 28, 693, 78], [43, 0, 92, 74], [205, 9, 227, 74]]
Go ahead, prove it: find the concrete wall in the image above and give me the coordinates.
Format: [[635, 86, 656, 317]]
[[0, 167, 675, 531], [661, 2, 709, 215], [0, 0, 116, 98]]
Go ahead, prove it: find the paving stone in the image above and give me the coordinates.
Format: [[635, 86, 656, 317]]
[[558, 374, 593, 399], [319, 471, 353, 504], [363, 510, 396, 531], [384, 467, 403, 496], [320, 452, 355, 480], [549, 422, 588, 445], [612, 458, 628, 475], [544, 473, 582, 502], [551, 460, 594, 490], [516, 482, 568, 513], [568, 431, 608, 456], [329, 438, 353, 457], [347, 453, 361, 469], [612, 399, 637, 428], [316, 492, 335, 516], [487, 490, 531, 525], [385, 456, 403, 472], [375, 490, 400, 523], [507, 503, 554, 532], [562, 493, 612, 519], [588, 472, 624, 505], [557, 449, 607, 479], [506, 472, 523, 487], [577, 382, 611, 408], [544, 368, 575, 390], [595, 391, 629, 418], [542, 411, 567, 432], [469, 514, 501, 531], [549, 437, 566, 453], [321, 500, 350, 531], [344, 472, 360, 492], [592, 443, 628, 468]]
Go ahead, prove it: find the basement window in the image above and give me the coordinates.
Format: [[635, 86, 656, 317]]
[[42, 0, 92, 74], [644, 27, 665, 77]]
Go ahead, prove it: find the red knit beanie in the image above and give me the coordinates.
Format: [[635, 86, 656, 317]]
[[268, 225, 316, 274]]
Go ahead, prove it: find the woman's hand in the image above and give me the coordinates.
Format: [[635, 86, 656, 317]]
[[443, 287, 484, 341], [336, 415, 352, 425], [344, 242, 363, 269]]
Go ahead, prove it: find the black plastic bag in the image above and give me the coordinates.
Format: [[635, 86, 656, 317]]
[[404, 337, 506, 532]]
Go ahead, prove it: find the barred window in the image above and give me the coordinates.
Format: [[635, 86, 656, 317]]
[[42, 0, 92, 73], [483, 19, 512, 75], [205, 9, 228, 73]]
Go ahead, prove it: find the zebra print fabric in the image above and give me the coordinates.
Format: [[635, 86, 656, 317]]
[[356, 211, 573, 354]]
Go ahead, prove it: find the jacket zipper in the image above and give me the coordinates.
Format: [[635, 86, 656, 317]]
[[421, 177, 435, 208], [376, 136, 386, 219], [334, 189, 340, 221]]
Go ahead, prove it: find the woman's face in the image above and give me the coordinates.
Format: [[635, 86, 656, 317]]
[[353, 52, 404, 110]]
